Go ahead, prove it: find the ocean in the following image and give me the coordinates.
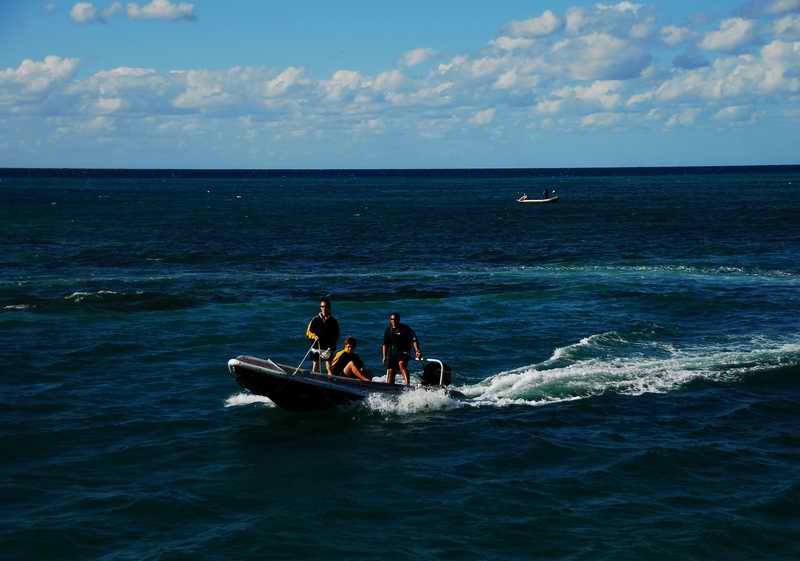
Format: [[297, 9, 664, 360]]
[[2, 167, 800, 560]]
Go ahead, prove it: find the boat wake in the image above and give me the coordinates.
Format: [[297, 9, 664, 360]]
[[460, 333, 800, 408]]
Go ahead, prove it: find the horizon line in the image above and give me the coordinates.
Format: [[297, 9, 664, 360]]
[[2, 163, 800, 173]]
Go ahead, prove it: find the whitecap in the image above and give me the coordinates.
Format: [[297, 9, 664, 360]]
[[65, 290, 120, 303]]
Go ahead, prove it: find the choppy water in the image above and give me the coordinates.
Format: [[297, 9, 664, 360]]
[[2, 167, 800, 560]]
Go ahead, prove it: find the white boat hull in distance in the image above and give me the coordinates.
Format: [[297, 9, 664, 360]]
[[517, 196, 559, 204]]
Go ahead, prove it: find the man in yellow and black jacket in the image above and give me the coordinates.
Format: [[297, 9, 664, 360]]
[[306, 297, 340, 374]]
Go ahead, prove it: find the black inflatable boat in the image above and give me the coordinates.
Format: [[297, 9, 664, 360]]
[[227, 355, 458, 412]]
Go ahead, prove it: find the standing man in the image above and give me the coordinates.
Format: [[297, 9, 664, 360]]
[[382, 312, 422, 385], [306, 297, 340, 374]]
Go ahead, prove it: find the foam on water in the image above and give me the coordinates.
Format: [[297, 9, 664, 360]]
[[224, 392, 276, 408], [364, 387, 464, 415], [65, 290, 124, 303]]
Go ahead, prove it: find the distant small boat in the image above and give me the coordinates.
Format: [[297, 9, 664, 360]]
[[517, 195, 559, 204]]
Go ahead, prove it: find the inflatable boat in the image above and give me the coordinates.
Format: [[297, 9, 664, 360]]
[[227, 355, 459, 412]]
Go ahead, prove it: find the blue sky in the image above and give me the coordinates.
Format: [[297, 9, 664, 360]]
[[1, 0, 799, 168]]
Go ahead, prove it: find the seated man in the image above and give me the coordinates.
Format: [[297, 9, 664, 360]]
[[330, 337, 372, 382]]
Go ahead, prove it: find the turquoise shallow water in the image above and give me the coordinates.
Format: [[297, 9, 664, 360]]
[[2, 167, 800, 560]]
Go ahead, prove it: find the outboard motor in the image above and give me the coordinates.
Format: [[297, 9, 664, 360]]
[[421, 361, 452, 387]]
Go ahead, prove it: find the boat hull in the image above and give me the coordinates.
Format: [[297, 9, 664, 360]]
[[228, 355, 409, 411], [518, 196, 559, 204]]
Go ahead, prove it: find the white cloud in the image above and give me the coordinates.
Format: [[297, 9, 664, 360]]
[[507, 10, 561, 38], [172, 70, 234, 109], [127, 0, 195, 21], [401, 48, 435, 67], [536, 80, 623, 120], [535, 99, 563, 114], [468, 107, 496, 125], [70, 66, 166, 96], [369, 70, 406, 92], [386, 82, 454, 107], [765, 0, 800, 15], [561, 80, 623, 110], [712, 105, 757, 123], [321, 70, 363, 101], [437, 55, 468, 75], [629, 41, 800, 107], [774, 15, 800, 38], [580, 112, 621, 127], [595, 2, 642, 15], [70, 2, 122, 23], [94, 97, 126, 113], [661, 25, 691, 47], [70, 2, 99, 23], [0, 56, 79, 95], [493, 69, 517, 90], [762, 38, 800, 66], [699, 18, 755, 52], [630, 17, 655, 40], [263, 67, 304, 98], [565, 7, 587, 35], [491, 36, 535, 50], [551, 32, 651, 80], [666, 107, 701, 127]]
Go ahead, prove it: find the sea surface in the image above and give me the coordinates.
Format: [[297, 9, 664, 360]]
[[2, 167, 800, 561]]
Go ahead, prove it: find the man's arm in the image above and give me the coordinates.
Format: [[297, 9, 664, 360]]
[[409, 327, 422, 359]]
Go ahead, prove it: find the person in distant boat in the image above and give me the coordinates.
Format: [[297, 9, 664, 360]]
[[518, 193, 528, 202], [331, 337, 372, 381], [382, 313, 422, 385], [543, 188, 549, 199], [306, 297, 340, 374]]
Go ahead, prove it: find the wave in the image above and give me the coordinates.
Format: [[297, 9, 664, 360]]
[[0, 290, 202, 313]]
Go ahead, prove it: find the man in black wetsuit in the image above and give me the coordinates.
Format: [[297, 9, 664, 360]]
[[306, 297, 340, 374], [382, 312, 422, 385]]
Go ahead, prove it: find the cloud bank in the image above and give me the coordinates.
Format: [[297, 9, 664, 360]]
[[6, 1, 800, 166], [70, 1, 195, 23]]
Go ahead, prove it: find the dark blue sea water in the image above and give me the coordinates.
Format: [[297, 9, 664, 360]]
[[2, 167, 800, 560]]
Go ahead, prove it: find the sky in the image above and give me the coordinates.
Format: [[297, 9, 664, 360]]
[[0, 0, 799, 169]]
